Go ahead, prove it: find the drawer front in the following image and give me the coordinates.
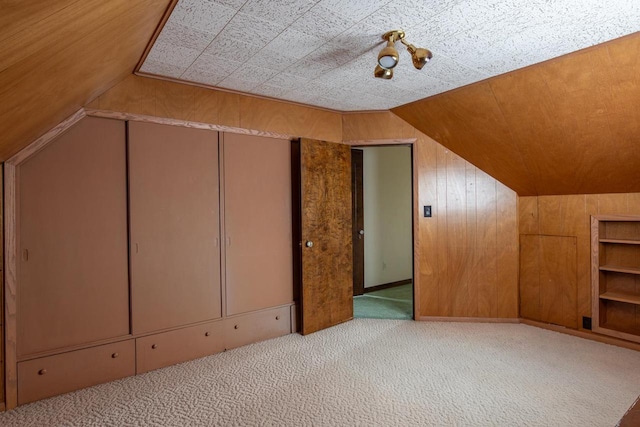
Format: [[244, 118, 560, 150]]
[[224, 305, 292, 350], [136, 321, 224, 374], [18, 340, 135, 405]]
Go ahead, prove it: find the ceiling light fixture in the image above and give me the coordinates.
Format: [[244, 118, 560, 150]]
[[375, 30, 433, 79]]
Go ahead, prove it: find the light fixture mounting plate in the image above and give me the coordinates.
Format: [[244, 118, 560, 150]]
[[382, 30, 405, 42]]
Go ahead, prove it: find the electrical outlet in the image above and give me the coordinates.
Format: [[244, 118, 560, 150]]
[[382, 262, 387, 270]]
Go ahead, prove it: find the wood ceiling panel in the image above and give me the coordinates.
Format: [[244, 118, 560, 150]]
[[0, 0, 170, 161], [392, 33, 640, 196], [0, 0, 78, 44], [0, 2, 128, 74], [392, 82, 537, 195]]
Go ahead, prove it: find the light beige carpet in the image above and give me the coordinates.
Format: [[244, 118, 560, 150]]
[[2, 319, 640, 426]]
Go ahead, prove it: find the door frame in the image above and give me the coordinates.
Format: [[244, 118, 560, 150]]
[[351, 149, 364, 296], [345, 138, 419, 320]]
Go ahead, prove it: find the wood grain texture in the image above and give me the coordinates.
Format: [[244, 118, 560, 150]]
[[90, 75, 340, 141], [0, 0, 170, 161], [519, 235, 541, 321], [346, 138, 416, 146], [423, 140, 515, 319], [591, 216, 640, 343], [519, 192, 640, 335], [3, 163, 17, 409], [97, 75, 158, 117], [496, 182, 519, 318], [392, 32, 640, 196], [342, 112, 416, 141], [0, 1, 75, 47], [239, 96, 342, 143], [416, 135, 439, 316], [344, 114, 519, 320], [518, 197, 539, 235], [300, 138, 353, 334], [539, 235, 578, 328], [0, 165, 4, 406], [392, 81, 536, 196], [476, 170, 499, 318], [351, 149, 364, 296], [86, 109, 291, 140]]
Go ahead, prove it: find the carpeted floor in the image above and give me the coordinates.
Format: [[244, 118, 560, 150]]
[[353, 283, 413, 319], [2, 319, 640, 426]]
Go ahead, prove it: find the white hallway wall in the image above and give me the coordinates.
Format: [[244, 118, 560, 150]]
[[362, 146, 412, 288]]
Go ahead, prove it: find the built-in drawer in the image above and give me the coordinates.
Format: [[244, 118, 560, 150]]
[[224, 305, 292, 350], [136, 321, 224, 374], [18, 340, 135, 405]]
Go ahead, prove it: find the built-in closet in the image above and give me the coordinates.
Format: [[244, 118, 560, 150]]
[[13, 117, 294, 405]]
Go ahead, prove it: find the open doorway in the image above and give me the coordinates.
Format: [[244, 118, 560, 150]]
[[352, 145, 414, 320]]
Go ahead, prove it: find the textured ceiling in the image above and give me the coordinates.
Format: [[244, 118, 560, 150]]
[[139, 0, 640, 111]]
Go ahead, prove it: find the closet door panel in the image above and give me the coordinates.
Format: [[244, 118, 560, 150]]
[[17, 117, 129, 357], [223, 134, 293, 315], [129, 122, 221, 334]]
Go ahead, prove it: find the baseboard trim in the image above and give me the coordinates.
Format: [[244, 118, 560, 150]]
[[619, 395, 640, 427], [521, 319, 640, 352], [417, 316, 521, 323], [363, 279, 412, 293]]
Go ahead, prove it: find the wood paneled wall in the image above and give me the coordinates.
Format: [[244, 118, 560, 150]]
[[519, 192, 640, 330], [392, 32, 640, 197], [88, 75, 342, 143], [0, 0, 171, 162], [88, 85, 519, 320], [344, 112, 519, 319]]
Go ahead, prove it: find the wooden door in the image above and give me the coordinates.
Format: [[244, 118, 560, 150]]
[[223, 133, 293, 315], [298, 138, 353, 335], [17, 117, 129, 356], [351, 149, 365, 296], [128, 122, 221, 334]]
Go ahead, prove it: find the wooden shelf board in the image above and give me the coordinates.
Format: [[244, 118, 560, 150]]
[[599, 323, 640, 340], [600, 265, 640, 275], [600, 291, 640, 305], [600, 238, 640, 245]]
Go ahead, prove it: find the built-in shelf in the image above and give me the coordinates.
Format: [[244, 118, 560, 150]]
[[600, 238, 640, 245], [600, 291, 640, 306], [600, 265, 640, 275], [592, 215, 640, 344]]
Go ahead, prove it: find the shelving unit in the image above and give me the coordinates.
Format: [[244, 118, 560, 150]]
[[592, 215, 640, 343]]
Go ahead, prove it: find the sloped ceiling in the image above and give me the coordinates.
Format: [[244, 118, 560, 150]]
[[0, 0, 171, 161], [392, 33, 640, 196]]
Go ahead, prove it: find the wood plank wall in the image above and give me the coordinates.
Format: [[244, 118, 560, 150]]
[[344, 112, 519, 319], [90, 81, 519, 320], [87, 75, 342, 143], [519, 193, 640, 331], [392, 32, 640, 197]]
